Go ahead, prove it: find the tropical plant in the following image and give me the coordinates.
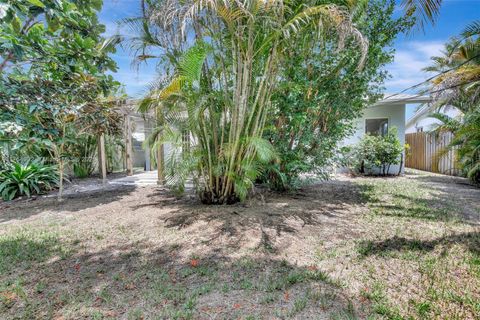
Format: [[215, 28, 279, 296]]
[[354, 127, 404, 176], [424, 21, 480, 183], [0, 0, 121, 200], [131, 0, 368, 204], [70, 135, 97, 178], [453, 109, 480, 183], [0, 160, 58, 201], [262, 0, 412, 190], [400, 0, 442, 31]]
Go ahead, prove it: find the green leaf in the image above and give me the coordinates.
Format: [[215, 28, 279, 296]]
[[27, 0, 45, 8], [12, 16, 21, 33]]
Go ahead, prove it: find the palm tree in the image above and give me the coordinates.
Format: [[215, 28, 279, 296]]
[[401, 0, 442, 30], [424, 21, 480, 183], [130, 0, 368, 204]]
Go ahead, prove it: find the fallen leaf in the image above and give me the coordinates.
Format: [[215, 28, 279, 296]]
[[0, 291, 17, 300], [125, 283, 136, 290], [104, 310, 118, 317], [190, 259, 199, 267], [0, 291, 17, 307]]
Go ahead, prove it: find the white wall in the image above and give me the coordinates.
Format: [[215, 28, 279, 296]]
[[406, 107, 460, 134], [341, 103, 406, 174]]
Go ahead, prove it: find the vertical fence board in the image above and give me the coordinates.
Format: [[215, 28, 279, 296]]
[[405, 132, 459, 176]]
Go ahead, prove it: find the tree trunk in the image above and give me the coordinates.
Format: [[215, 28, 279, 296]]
[[156, 109, 165, 185], [125, 115, 133, 176], [98, 133, 107, 184], [57, 159, 64, 202], [398, 153, 404, 176]]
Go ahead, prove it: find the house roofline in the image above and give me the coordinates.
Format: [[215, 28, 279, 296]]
[[373, 94, 431, 106], [406, 104, 431, 128]]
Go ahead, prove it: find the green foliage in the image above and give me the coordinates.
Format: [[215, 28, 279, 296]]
[[0, 160, 58, 200], [262, 0, 412, 190], [0, 0, 123, 199], [354, 127, 404, 176], [425, 23, 480, 184], [453, 109, 480, 184], [70, 136, 97, 178], [134, 0, 367, 203]]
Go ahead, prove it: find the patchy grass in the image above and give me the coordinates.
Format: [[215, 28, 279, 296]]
[[353, 172, 480, 319], [358, 177, 457, 221], [0, 228, 72, 274], [0, 170, 478, 319]]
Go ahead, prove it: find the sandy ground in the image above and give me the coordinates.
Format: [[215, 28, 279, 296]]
[[0, 170, 479, 319]]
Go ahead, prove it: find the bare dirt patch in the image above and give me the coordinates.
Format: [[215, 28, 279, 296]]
[[0, 170, 479, 319]]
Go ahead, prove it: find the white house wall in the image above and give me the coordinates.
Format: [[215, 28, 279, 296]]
[[342, 103, 406, 174], [406, 107, 460, 134]]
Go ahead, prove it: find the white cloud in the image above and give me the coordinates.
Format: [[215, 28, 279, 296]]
[[385, 40, 445, 93], [109, 68, 158, 97], [409, 41, 445, 58]]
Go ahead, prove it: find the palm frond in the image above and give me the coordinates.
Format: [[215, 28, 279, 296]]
[[401, 0, 442, 31], [177, 42, 211, 83], [247, 136, 277, 163], [462, 20, 480, 39]]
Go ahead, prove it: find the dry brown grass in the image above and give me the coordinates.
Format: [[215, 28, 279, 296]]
[[0, 170, 478, 319]]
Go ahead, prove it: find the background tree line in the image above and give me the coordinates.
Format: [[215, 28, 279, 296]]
[[0, 0, 123, 200]]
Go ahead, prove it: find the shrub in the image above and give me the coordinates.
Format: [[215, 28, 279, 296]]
[[70, 135, 97, 178], [354, 128, 403, 175], [0, 160, 59, 201]]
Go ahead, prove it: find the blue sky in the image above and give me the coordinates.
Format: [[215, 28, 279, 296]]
[[99, 0, 480, 118]]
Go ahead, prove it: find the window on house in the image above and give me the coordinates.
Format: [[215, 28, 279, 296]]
[[365, 118, 388, 136], [416, 127, 423, 133]]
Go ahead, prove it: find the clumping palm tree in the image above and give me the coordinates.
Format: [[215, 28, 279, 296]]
[[127, 0, 368, 204]]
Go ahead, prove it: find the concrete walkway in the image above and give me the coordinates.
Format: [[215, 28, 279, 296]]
[[110, 171, 159, 186]]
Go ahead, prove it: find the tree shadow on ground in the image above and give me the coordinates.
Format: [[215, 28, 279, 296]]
[[363, 192, 460, 221], [0, 238, 366, 319], [0, 185, 137, 224], [410, 174, 480, 216], [130, 180, 369, 252], [357, 231, 480, 257], [357, 173, 480, 224]]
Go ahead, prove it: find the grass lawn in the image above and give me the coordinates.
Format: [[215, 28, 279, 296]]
[[0, 170, 479, 319]]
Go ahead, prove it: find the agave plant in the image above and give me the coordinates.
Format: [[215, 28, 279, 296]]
[[0, 161, 59, 201]]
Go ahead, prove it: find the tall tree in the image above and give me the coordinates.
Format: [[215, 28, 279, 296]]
[[424, 21, 480, 183], [262, 0, 412, 190], [0, 0, 120, 199], [132, 0, 367, 204]]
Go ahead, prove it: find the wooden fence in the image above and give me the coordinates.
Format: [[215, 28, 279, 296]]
[[405, 132, 460, 175]]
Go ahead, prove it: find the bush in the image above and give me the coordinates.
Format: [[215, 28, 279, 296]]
[[70, 135, 97, 178], [354, 128, 404, 175], [0, 160, 59, 201]]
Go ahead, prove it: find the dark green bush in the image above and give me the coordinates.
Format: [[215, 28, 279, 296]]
[[70, 135, 97, 178], [353, 128, 404, 176], [0, 160, 59, 201]]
